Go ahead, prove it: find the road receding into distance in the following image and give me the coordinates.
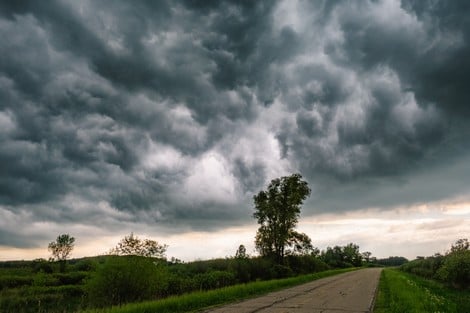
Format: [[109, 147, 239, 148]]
[[205, 268, 382, 313]]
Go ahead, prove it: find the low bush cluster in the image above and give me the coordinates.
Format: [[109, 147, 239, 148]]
[[86, 256, 168, 307], [0, 253, 336, 312], [0, 276, 33, 290], [0, 259, 93, 313], [84, 254, 330, 307], [400, 239, 470, 289]]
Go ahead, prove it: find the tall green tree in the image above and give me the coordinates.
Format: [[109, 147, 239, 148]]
[[48, 234, 75, 271], [253, 173, 311, 264]]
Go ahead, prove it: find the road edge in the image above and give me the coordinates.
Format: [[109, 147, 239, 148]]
[[368, 267, 383, 313]]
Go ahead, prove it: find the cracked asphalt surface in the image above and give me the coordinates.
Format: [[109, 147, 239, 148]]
[[204, 268, 382, 313]]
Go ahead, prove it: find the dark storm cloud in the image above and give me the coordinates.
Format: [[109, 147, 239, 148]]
[[274, 0, 470, 215], [276, 0, 469, 180], [0, 229, 42, 248], [0, 0, 281, 237], [1, 0, 469, 249]]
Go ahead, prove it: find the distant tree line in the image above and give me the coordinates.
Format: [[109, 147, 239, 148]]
[[374, 256, 409, 267]]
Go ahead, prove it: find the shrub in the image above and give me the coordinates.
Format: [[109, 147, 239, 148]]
[[194, 271, 236, 290], [53, 272, 88, 285], [0, 276, 33, 290], [0, 285, 86, 313], [248, 257, 276, 281], [286, 255, 329, 274], [31, 259, 54, 273], [271, 265, 293, 279], [33, 272, 60, 286], [164, 273, 196, 296], [230, 258, 252, 283], [400, 254, 446, 281], [86, 256, 168, 307], [437, 250, 470, 289], [73, 259, 98, 271]]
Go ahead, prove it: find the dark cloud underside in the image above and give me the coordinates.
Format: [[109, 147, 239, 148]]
[[0, 0, 469, 247]]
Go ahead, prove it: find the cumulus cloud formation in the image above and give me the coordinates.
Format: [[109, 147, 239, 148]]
[[1, 0, 469, 249]]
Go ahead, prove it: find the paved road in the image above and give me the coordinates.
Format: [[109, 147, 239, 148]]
[[205, 268, 382, 313]]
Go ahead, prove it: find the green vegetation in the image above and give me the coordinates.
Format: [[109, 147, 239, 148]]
[[400, 238, 469, 289], [0, 253, 343, 312], [374, 268, 470, 313], [83, 268, 357, 313], [320, 243, 363, 268], [2, 174, 372, 312], [86, 256, 168, 307], [48, 234, 75, 272], [375, 238, 469, 312], [253, 173, 313, 264], [0, 258, 95, 313], [108, 233, 168, 258], [374, 256, 409, 267], [10, 175, 467, 312]]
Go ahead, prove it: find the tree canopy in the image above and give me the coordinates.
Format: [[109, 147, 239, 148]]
[[48, 234, 75, 262], [320, 243, 363, 268], [109, 233, 168, 259], [48, 234, 75, 271], [253, 173, 312, 263]]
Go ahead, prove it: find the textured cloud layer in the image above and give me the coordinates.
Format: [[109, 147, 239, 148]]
[[1, 0, 469, 248]]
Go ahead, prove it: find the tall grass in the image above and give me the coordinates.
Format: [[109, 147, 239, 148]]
[[374, 268, 469, 313], [83, 268, 357, 313]]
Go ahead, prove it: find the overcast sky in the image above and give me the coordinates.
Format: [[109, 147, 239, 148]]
[[1, 0, 469, 261]]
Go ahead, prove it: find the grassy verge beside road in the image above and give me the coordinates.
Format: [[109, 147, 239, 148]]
[[83, 268, 357, 313], [374, 268, 470, 313]]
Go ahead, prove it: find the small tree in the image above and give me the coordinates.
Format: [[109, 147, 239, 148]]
[[450, 238, 469, 254], [253, 173, 312, 264], [362, 251, 372, 263], [235, 244, 248, 259], [48, 234, 75, 271], [109, 233, 168, 259]]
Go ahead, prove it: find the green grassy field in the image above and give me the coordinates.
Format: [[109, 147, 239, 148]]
[[82, 268, 357, 313], [0, 254, 343, 312], [374, 268, 470, 313]]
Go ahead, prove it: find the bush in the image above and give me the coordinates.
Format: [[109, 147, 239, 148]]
[[73, 259, 98, 271], [86, 256, 168, 307], [248, 257, 276, 281], [194, 271, 236, 290], [33, 272, 60, 286], [0, 285, 86, 313], [400, 255, 445, 280], [229, 258, 252, 283], [165, 273, 196, 295], [53, 272, 88, 285], [0, 276, 33, 290], [286, 255, 329, 274], [31, 259, 54, 273], [437, 250, 470, 289], [271, 265, 293, 279]]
